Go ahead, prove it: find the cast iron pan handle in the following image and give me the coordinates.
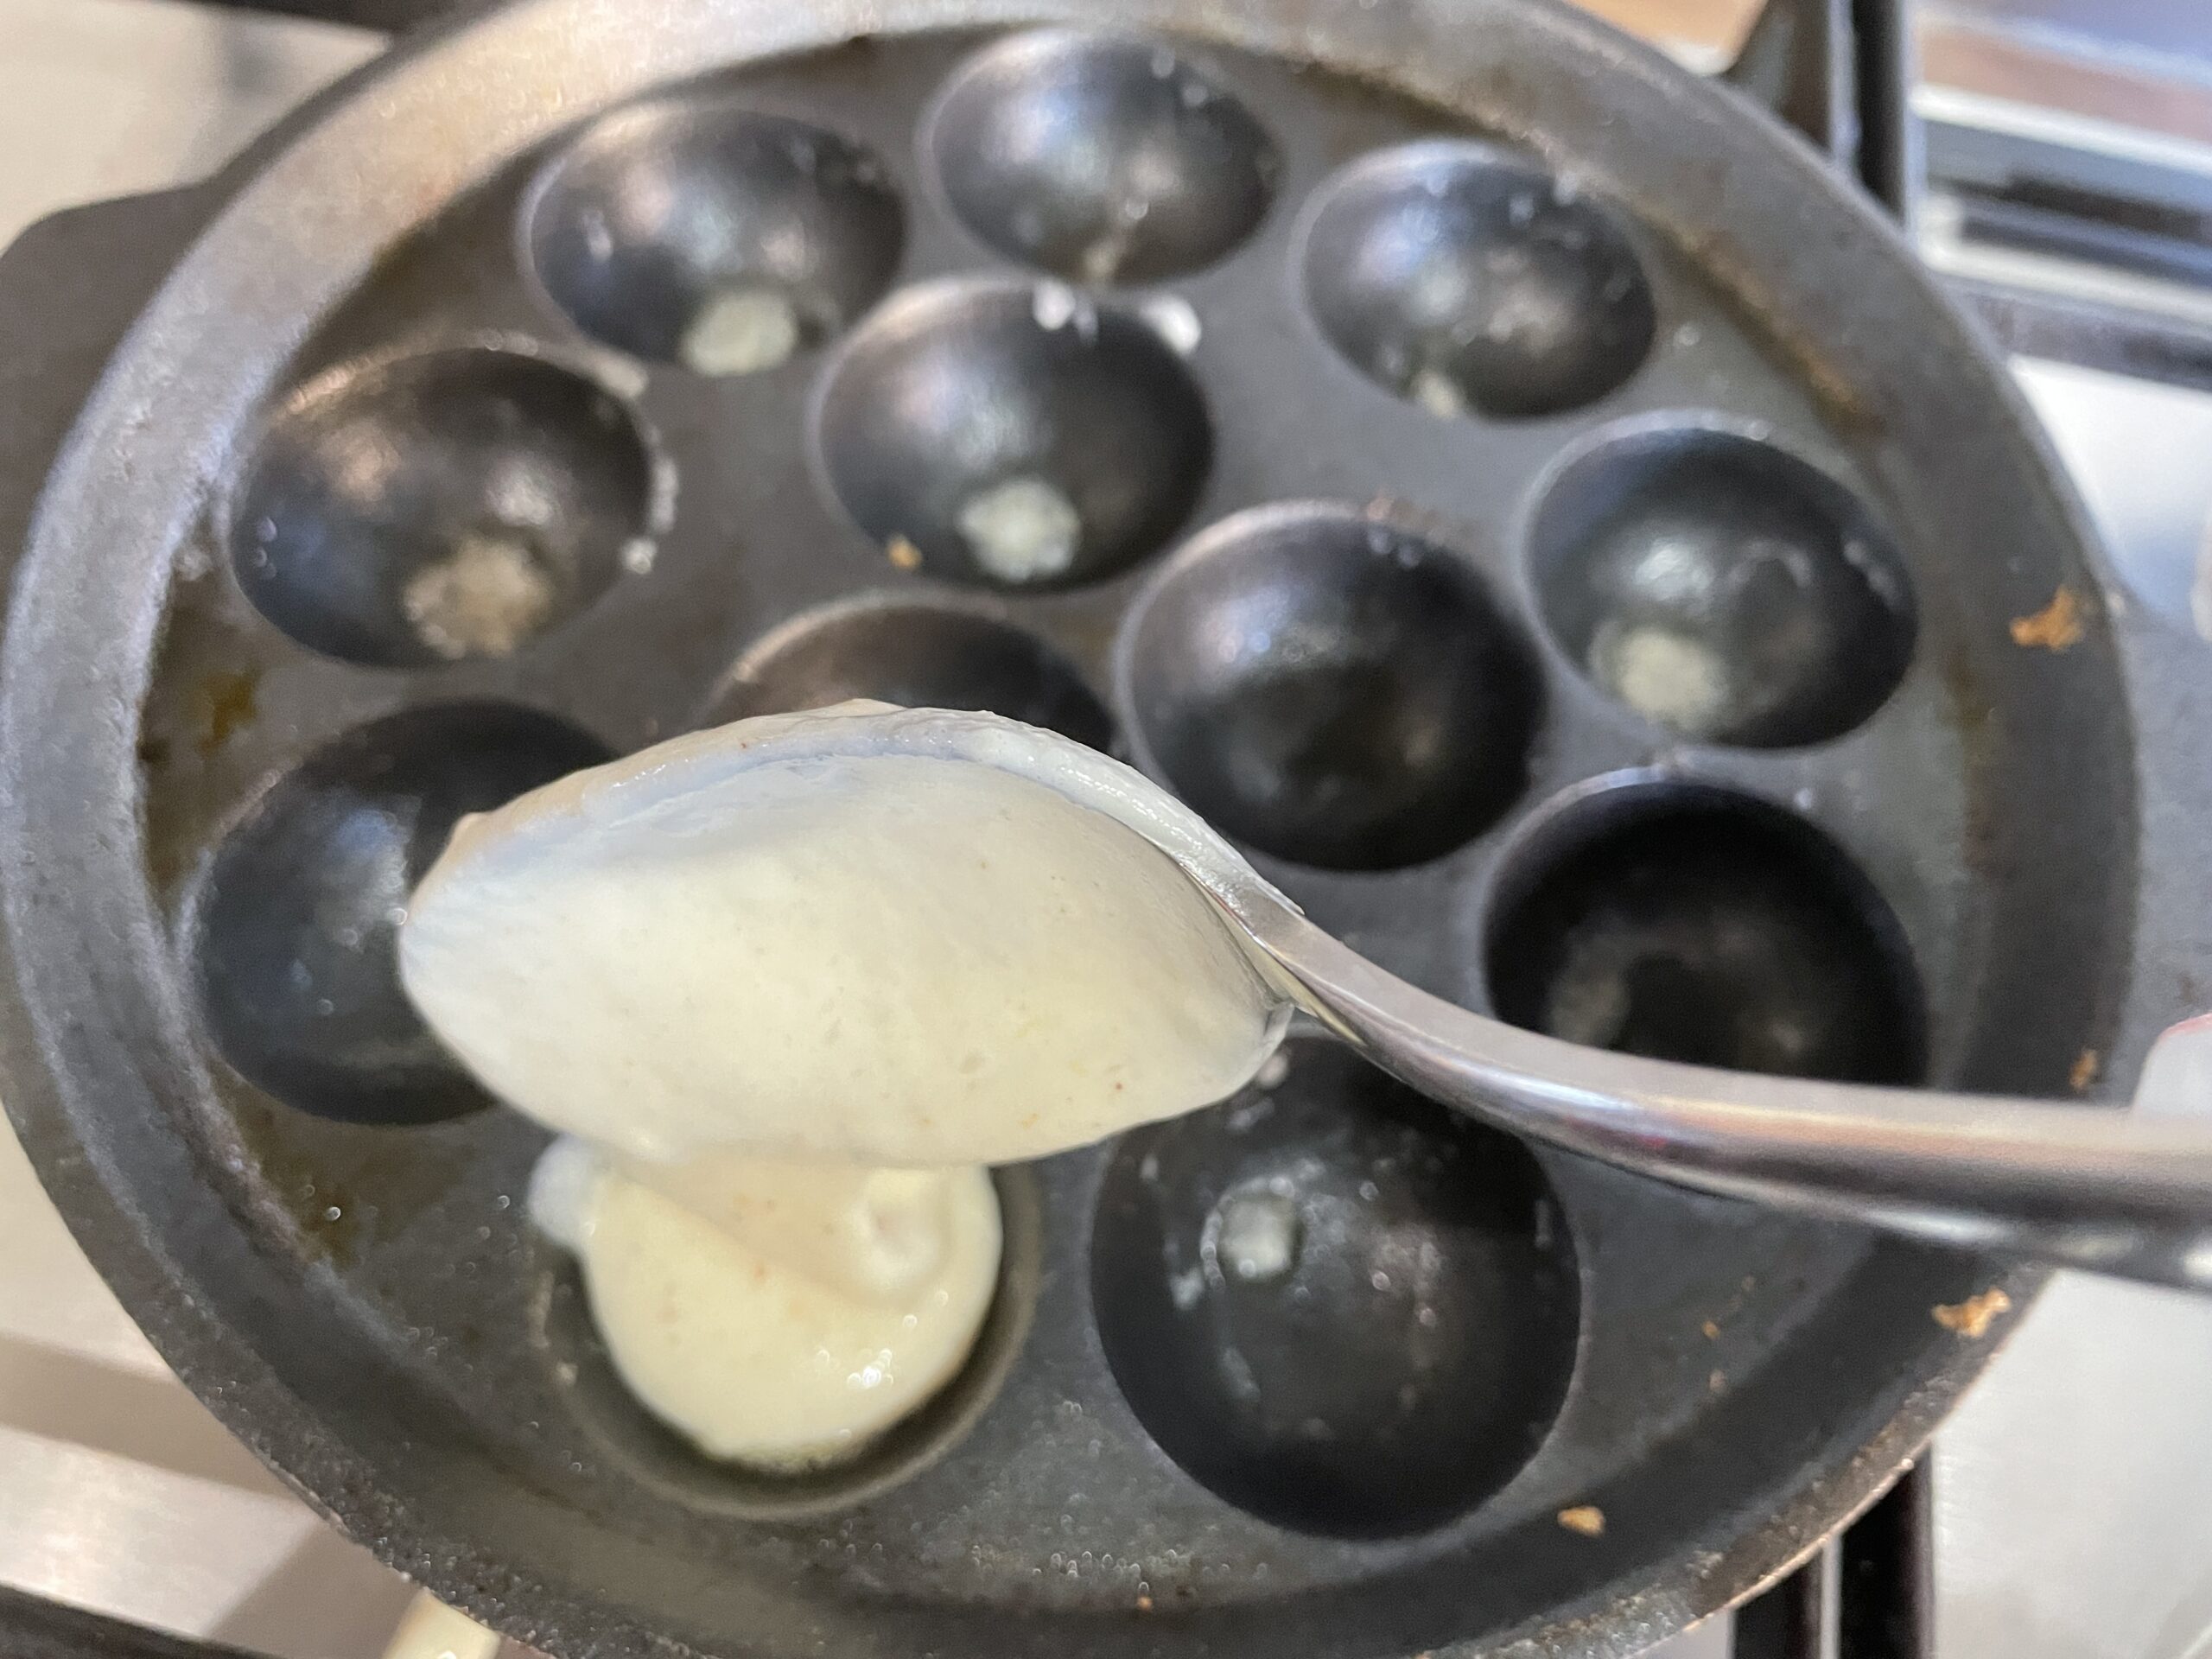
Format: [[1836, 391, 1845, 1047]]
[[1725, 0, 1917, 222], [0, 1587, 258, 1659], [0, 185, 266, 1659], [0, 188, 219, 579]]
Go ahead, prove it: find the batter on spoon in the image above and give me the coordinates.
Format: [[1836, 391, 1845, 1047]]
[[400, 702, 1289, 1467]]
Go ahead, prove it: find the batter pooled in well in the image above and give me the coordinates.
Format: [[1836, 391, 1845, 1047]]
[[399, 702, 1288, 1468], [528, 1140, 1001, 1468]]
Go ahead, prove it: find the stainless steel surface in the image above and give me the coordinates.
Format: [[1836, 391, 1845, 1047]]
[[2013, 355, 2212, 632], [1942, 1276, 2212, 1656], [1916, 85, 2212, 393], [1920, 86, 2212, 297], [1916, 50, 2212, 1627], [0, 1123, 412, 1657], [1936, 1020, 2212, 1659], [1927, 99, 2212, 1632], [1925, 0, 2211, 76], [1228, 880, 2212, 1289]]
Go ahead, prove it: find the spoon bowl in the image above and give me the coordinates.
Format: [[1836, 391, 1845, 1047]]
[[1223, 866, 2212, 1291], [721, 702, 2212, 1293]]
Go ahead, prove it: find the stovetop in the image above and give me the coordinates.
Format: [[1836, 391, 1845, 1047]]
[[0, 1, 2207, 1656]]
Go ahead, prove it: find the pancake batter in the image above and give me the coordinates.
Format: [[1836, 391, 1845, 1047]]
[[400, 702, 1288, 1467]]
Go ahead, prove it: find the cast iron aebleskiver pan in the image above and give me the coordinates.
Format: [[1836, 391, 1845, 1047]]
[[3, 0, 2211, 1656]]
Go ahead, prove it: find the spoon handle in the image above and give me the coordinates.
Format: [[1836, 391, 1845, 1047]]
[[1232, 892, 2212, 1292]]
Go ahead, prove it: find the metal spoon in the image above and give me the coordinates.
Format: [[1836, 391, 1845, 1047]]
[[1216, 876, 2212, 1292], [416, 702, 2212, 1292], [694, 704, 2212, 1293]]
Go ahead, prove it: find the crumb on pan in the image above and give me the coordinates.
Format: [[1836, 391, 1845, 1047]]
[[1591, 620, 1728, 734], [2070, 1047, 2100, 1092], [956, 476, 1081, 584], [1557, 1504, 1606, 1538], [1932, 1287, 2012, 1338], [403, 531, 556, 659], [194, 668, 260, 754], [1408, 365, 1465, 419], [679, 286, 802, 376], [2009, 585, 2085, 652], [1700, 1319, 1720, 1340], [886, 535, 924, 571]]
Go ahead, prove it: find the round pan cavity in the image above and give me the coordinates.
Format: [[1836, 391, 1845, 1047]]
[[537, 1166, 1042, 1519], [524, 97, 903, 373], [193, 704, 612, 1125], [1528, 423, 1916, 747], [703, 598, 1113, 749], [228, 346, 658, 667], [1300, 141, 1656, 420], [928, 29, 1279, 284], [814, 279, 1211, 589], [1485, 780, 1927, 1084], [1119, 503, 1539, 870], [1092, 1039, 1580, 1539]]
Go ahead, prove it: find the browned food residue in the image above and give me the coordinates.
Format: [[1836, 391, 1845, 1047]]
[[2070, 1048, 2101, 1092], [1135, 1596, 1153, 1613], [403, 532, 556, 659], [1698, 1277, 1758, 1339], [887, 535, 924, 571], [1557, 1505, 1606, 1538], [195, 668, 260, 754], [1933, 1287, 2012, 1338], [2010, 586, 2085, 652]]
